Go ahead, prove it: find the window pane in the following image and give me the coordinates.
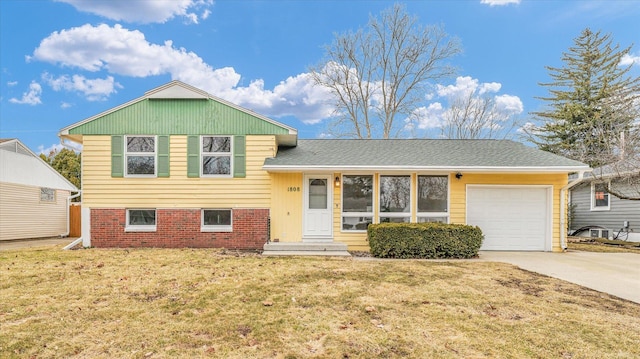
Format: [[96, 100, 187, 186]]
[[418, 176, 448, 212], [418, 217, 448, 223], [342, 217, 372, 231], [129, 210, 156, 226], [203, 136, 231, 153], [380, 176, 410, 213], [203, 210, 231, 226], [127, 156, 155, 174], [40, 188, 55, 202], [127, 137, 154, 152], [203, 156, 231, 175], [594, 183, 609, 207], [343, 175, 373, 212], [309, 179, 327, 209], [380, 216, 410, 223]]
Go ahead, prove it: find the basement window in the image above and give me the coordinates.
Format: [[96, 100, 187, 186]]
[[126, 209, 157, 232], [201, 209, 233, 232]]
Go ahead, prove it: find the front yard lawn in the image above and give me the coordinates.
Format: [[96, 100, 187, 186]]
[[1, 247, 639, 358], [568, 237, 640, 253]]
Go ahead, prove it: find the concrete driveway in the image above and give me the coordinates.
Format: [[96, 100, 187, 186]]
[[479, 251, 640, 304], [0, 238, 77, 251]]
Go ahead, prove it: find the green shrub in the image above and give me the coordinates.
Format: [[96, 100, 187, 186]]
[[367, 222, 483, 259]]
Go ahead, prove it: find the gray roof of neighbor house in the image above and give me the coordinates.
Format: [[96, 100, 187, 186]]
[[263, 139, 590, 172]]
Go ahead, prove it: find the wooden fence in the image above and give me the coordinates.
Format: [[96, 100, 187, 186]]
[[69, 205, 81, 237]]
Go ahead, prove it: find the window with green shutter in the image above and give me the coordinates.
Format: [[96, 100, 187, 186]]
[[187, 135, 246, 178], [157, 135, 170, 177]]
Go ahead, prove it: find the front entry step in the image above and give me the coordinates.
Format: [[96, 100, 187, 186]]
[[262, 242, 351, 257]]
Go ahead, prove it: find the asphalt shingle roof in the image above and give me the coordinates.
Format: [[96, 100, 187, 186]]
[[263, 139, 589, 170]]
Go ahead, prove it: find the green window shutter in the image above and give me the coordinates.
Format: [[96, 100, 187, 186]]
[[234, 135, 246, 178], [157, 135, 170, 177], [111, 135, 124, 178], [187, 135, 200, 178]]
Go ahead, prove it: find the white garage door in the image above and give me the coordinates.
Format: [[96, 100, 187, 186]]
[[467, 186, 550, 251]]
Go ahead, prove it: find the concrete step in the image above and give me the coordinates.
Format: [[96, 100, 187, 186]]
[[263, 241, 351, 257]]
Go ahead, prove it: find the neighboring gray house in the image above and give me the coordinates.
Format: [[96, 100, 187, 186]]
[[569, 163, 640, 242]]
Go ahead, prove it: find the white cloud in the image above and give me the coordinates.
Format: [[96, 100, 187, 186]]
[[7, 81, 18, 86], [620, 53, 640, 67], [43, 73, 122, 101], [61, 102, 72, 109], [56, 0, 213, 24], [38, 141, 82, 155], [408, 102, 445, 130], [31, 23, 334, 123], [480, 0, 521, 6], [495, 94, 524, 114], [408, 76, 524, 135], [9, 81, 42, 105]]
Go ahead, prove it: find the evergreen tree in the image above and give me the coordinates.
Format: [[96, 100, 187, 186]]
[[529, 28, 640, 168]]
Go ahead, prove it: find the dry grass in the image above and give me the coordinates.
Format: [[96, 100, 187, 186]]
[[1, 247, 639, 358], [568, 237, 640, 253]]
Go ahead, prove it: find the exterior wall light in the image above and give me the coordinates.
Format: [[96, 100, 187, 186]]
[[335, 176, 341, 187], [455, 172, 463, 180]]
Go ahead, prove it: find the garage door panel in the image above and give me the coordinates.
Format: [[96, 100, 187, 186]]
[[467, 186, 549, 251]]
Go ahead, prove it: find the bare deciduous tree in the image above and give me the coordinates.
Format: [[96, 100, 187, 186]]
[[440, 91, 522, 140], [310, 4, 461, 139]]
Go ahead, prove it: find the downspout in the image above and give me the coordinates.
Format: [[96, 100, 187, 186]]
[[560, 171, 587, 251]]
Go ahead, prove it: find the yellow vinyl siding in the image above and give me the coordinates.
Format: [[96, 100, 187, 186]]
[[269, 172, 303, 242], [0, 182, 70, 241], [82, 135, 275, 208], [449, 172, 568, 252]]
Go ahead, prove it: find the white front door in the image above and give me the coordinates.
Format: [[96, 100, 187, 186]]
[[303, 175, 333, 240]]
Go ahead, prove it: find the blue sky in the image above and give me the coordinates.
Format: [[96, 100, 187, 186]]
[[1, 0, 639, 154]]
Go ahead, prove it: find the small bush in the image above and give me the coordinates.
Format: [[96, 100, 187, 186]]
[[368, 222, 483, 259]]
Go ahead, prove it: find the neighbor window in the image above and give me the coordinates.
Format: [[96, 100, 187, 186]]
[[342, 175, 373, 231], [417, 175, 449, 223], [126, 209, 156, 231], [202, 209, 232, 232], [202, 136, 232, 176], [40, 187, 55, 202], [379, 175, 411, 223], [125, 136, 156, 176], [591, 182, 610, 210]]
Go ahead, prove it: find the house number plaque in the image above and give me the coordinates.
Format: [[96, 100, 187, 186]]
[[287, 187, 301, 192]]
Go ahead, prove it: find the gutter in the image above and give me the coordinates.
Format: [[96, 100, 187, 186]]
[[560, 170, 588, 250]]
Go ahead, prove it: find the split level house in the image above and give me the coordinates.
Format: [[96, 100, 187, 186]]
[[58, 81, 590, 252], [0, 138, 78, 241]]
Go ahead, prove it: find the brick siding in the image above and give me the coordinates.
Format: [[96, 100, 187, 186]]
[[90, 208, 269, 249]]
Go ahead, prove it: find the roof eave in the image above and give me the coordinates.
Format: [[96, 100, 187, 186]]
[[262, 165, 592, 173]]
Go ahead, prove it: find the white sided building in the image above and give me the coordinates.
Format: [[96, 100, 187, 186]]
[[0, 139, 78, 241]]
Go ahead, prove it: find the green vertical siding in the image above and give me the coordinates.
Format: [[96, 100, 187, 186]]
[[69, 99, 290, 135]]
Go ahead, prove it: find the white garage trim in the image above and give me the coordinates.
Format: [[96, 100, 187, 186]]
[[466, 185, 553, 251]]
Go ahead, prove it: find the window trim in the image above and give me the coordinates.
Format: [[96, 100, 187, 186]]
[[416, 174, 450, 223], [341, 174, 374, 232], [378, 174, 412, 223], [124, 135, 157, 177], [201, 208, 233, 232], [125, 209, 157, 232], [590, 181, 610, 211], [200, 135, 233, 178]]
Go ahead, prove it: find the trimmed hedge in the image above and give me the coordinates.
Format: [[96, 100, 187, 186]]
[[368, 222, 484, 259]]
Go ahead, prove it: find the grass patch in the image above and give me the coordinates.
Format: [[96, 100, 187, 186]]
[[568, 237, 640, 253], [1, 247, 639, 358]]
